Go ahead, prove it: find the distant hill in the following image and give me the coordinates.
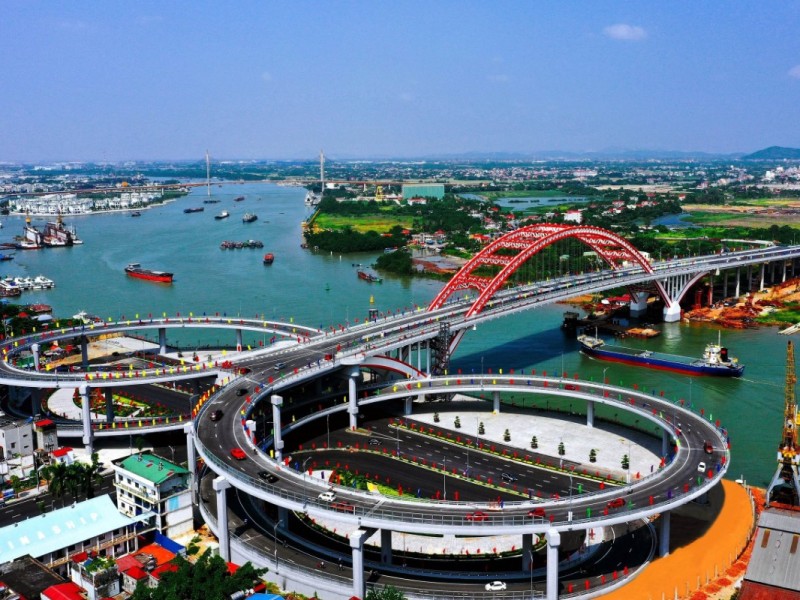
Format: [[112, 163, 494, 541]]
[[743, 146, 800, 160]]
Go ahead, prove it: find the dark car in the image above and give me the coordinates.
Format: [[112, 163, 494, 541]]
[[703, 441, 714, 455], [501, 472, 518, 483], [368, 438, 381, 446], [209, 409, 223, 422], [236, 387, 248, 396], [528, 507, 546, 518], [238, 367, 251, 375], [258, 471, 279, 484]]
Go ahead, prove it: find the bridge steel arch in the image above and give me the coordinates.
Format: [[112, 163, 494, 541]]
[[428, 224, 661, 317]]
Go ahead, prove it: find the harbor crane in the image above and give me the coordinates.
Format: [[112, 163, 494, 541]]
[[767, 340, 800, 506]]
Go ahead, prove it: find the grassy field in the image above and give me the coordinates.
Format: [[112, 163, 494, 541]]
[[313, 213, 414, 233], [732, 197, 800, 206], [684, 211, 800, 228]]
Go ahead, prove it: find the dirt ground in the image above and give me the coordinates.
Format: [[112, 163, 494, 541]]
[[685, 277, 800, 328], [604, 480, 757, 600]]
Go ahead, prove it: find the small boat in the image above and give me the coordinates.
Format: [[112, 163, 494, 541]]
[[215, 211, 230, 220], [131, 211, 142, 217], [0, 280, 21, 297], [357, 270, 382, 283], [32, 275, 55, 289], [263, 253, 274, 265], [125, 263, 174, 283], [0, 254, 13, 261], [242, 213, 257, 223], [233, 196, 245, 202], [577, 332, 744, 377], [183, 207, 205, 214], [203, 199, 221, 204]]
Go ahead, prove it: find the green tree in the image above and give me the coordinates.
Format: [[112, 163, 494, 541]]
[[366, 585, 407, 600], [531, 435, 538, 449], [478, 421, 485, 435], [558, 441, 565, 456], [130, 549, 266, 600], [78, 453, 104, 499], [503, 429, 511, 442], [454, 416, 461, 429], [433, 412, 440, 423], [589, 449, 597, 463], [621, 454, 630, 470]]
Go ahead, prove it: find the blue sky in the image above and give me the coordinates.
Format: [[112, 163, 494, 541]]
[[1, 2, 799, 161]]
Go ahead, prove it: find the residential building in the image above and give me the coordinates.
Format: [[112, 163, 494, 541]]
[[113, 453, 193, 538]]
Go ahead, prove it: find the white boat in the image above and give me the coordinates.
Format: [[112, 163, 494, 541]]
[[215, 211, 230, 220], [33, 275, 55, 289]]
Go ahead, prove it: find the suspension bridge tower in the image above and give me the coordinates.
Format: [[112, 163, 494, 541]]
[[767, 340, 800, 506]]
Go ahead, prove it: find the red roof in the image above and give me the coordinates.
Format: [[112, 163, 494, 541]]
[[740, 581, 800, 600], [123, 566, 148, 580], [42, 582, 84, 600], [151, 563, 179, 580], [70, 551, 89, 563], [115, 555, 140, 572], [136, 543, 176, 566], [52, 447, 73, 457], [35, 418, 55, 428], [226, 562, 239, 575]]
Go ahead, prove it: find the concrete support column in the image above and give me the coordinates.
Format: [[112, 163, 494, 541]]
[[707, 275, 713, 305], [747, 265, 752, 292], [658, 511, 671, 557], [784, 261, 788, 283], [522, 532, 534, 571], [586, 399, 595, 428], [184, 422, 196, 478], [350, 529, 369, 600], [416, 342, 421, 371], [426, 342, 431, 374], [79, 384, 93, 454], [105, 389, 114, 423], [723, 270, 728, 298], [31, 343, 40, 371], [760, 263, 766, 291], [663, 302, 682, 323], [271, 395, 284, 462], [629, 291, 648, 316], [158, 328, 167, 355], [348, 366, 360, 430], [545, 529, 561, 600], [213, 476, 232, 562], [80, 335, 89, 370], [492, 391, 500, 413], [380, 529, 393, 564], [662, 428, 670, 459], [404, 396, 413, 416], [235, 328, 243, 352], [735, 267, 741, 298], [277, 506, 289, 528]]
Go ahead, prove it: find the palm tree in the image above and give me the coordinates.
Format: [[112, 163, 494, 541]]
[[79, 453, 104, 499]]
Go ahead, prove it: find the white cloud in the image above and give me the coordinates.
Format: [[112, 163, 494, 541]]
[[603, 23, 647, 41], [789, 65, 800, 79]]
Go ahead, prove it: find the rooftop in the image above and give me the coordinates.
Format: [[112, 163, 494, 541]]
[[0, 495, 152, 564], [0, 555, 65, 599], [114, 453, 189, 485]]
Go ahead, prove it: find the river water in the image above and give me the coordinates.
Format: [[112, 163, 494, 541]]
[[2, 183, 787, 487]]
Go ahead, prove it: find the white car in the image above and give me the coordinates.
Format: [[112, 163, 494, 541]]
[[485, 581, 507, 591], [697, 462, 707, 473], [318, 491, 336, 502]]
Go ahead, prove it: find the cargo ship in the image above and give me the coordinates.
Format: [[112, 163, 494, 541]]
[[577, 332, 744, 377], [124, 263, 174, 283], [43, 216, 81, 246], [263, 253, 274, 265], [357, 270, 382, 283], [214, 211, 230, 220], [184, 207, 205, 214], [242, 213, 257, 223]]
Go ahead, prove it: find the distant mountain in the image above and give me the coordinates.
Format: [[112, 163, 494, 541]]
[[742, 146, 800, 160]]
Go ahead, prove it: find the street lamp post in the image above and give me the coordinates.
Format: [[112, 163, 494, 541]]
[[273, 519, 284, 574], [529, 549, 534, 596], [302, 457, 313, 502], [443, 454, 447, 500], [326, 413, 330, 448]]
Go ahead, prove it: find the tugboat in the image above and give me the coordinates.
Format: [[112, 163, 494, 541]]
[[242, 213, 257, 223], [124, 263, 174, 283], [233, 196, 245, 202], [357, 270, 382, 283], [577, 331, 744, 377], [131, 211, 142, 217], [215, 211, 230, 220], [263, 253, 274, 265]]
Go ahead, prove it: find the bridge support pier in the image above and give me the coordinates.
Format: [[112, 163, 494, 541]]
[[545, 528, 561, 600], [236, 328, 243, 352], [492, 391, 500, 413], [271, 395, 284, 462], [79, 384, 93, 454], [80, 335, 89, 370], [662, 428, 670, 458], [760, 263, 766, 291], [105, 389, 114, 423], [629, 291, 648, 317], [213, 476, 231, 562], [404, 396, 413, 416], [522, 532, 534, 572], [723, 270, 729, 298], [31, 343, 40, 371], [426, 342, 431, 374], [184, 423, 196, 478], [350, 529, 370, 600], [348, 366, 360, 430], [658, 511, 671, 557], [735, 267, 741, 298], [158, 328, 166, 355], [663, 302, 682, 323], [380, 528, 393, 564], [586, 400, 594, 428], [784, 261, 788, 283], [277, 506, 289, 530]]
